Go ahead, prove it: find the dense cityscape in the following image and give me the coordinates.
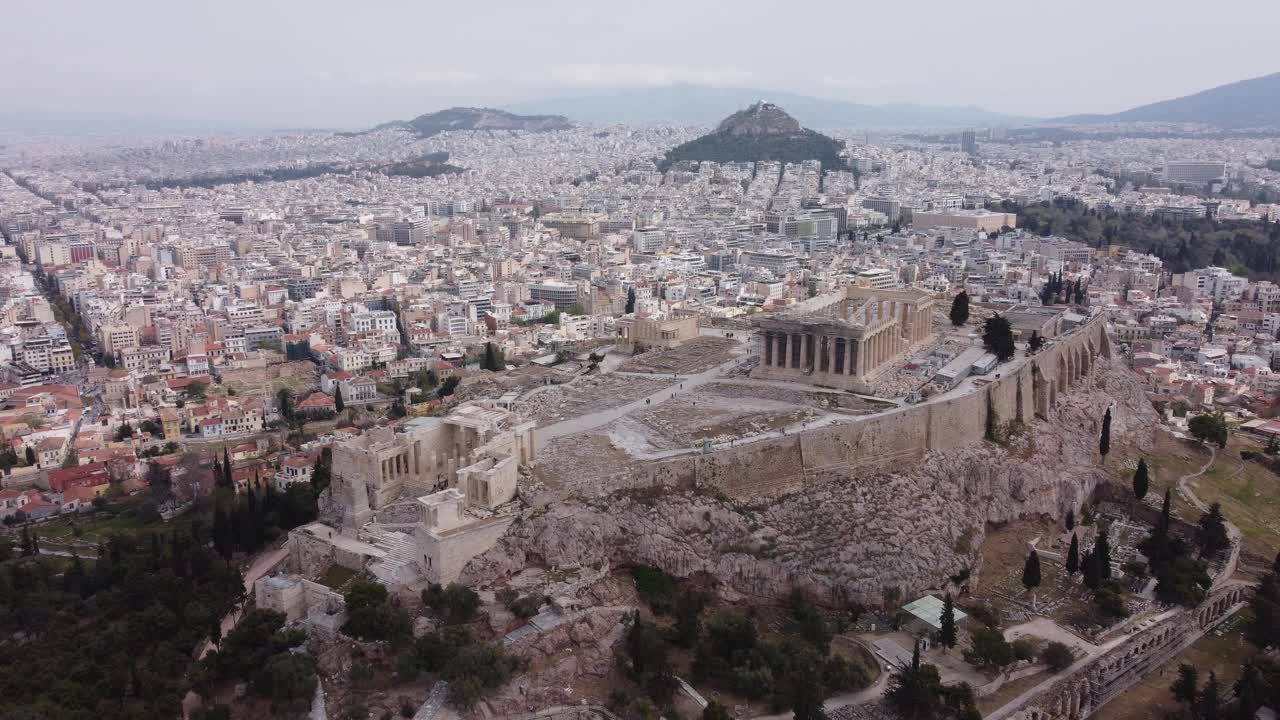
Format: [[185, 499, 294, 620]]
[[4, 7, 1280, 720]]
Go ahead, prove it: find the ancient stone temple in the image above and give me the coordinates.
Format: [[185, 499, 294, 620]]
[[752, 286, 937, 392]]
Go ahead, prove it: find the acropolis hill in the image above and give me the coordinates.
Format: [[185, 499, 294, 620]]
[[466, 301, 1141, 605]]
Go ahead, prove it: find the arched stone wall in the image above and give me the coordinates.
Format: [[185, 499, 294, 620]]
[[1002, 582, 1252, 720]]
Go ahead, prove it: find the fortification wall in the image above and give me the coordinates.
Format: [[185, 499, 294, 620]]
[[630, 316, 1112, 499]]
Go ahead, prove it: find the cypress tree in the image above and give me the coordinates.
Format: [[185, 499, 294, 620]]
[[1099, 407, 1112, 458], [1133, 458, 1149, 500], [1199, 671, 1220, 720], [1157, 489, 1172, 538], [983, 314, 1016, 362], [213, 507, 233, 559], [335, 385, 345, 413], [1022, 549, 1042, 591], [1082, 549, 1100, 590], [625, 287, 636, 314], [949, 290, 970, 327], [939, 592, 957, 649], [1066, 509, 1075, 530], [1066, 533, 1080, 574], [1096, 527, 1113, 580]]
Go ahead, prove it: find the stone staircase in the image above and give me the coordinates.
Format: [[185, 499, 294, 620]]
[[361, 525, 421, 586]]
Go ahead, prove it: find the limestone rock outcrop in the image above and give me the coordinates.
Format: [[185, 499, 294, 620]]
[[464, 355, 1154, 604]]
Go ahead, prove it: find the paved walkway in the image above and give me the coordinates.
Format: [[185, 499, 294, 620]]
[[534, 337, 752, 450], [1172, 441, 1243, 587], [197, 545, 290, 660]]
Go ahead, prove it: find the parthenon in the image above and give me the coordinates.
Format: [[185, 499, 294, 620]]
[[751, 286, 937, 392]]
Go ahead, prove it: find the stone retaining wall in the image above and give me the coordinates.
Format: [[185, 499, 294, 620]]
[[622, 315, 1113, 499]]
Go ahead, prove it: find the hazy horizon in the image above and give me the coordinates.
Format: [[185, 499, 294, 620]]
[[4, 0, 1279, 129]]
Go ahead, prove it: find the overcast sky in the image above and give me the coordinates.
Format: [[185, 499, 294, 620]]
[[4, 0, 1278, 128]]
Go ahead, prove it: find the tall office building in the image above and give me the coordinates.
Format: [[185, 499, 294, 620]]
[[961, 130, 978, 155], [1164, 161, 1227, 184]]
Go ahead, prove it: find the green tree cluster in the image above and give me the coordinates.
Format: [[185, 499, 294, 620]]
[[0, 528, 244, 719], [342, 579, 411, 641], [421, 582, 481, 625], [1189, 412, 1229, 448], [888, 641, 982, 720], [1001, 198, 1280, 282], [1139, 489, 1212, 606], [199, 609, 315, 716], [407, 627, 523, 710], [691, 605, 870, 714]]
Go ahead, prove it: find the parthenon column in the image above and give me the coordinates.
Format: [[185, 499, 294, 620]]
[[800, 334, 810, 369], [826, 335, 836, 374], [845, 338, 854, 376], [781, 333, 791, 369]]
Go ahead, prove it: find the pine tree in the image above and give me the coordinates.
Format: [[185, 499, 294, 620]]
[[939, 592, 957, 649], [20, 526, 33, 556], [949, 290, 970, 327], [1022, 550, 1042, 592], [1028, 330, 1044, 352], [1066, 533, 1080, 574], [335, 385, 345, 413], [1099, 407, 1112, 458], [1133, 458, 1149, 500]]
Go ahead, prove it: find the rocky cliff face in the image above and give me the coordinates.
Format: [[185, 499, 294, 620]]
[[463, 356, 1155, 604]]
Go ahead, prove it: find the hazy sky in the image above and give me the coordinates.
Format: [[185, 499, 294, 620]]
[[4, 0, 1278, 128]]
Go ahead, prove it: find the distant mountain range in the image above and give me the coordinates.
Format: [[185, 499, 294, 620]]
[[1054, 72, 1280, 128], [0, 111, 261, 135], [370, 107, 573, 137], [503, 85, 1023, 129], [660, 102, 846, 170]]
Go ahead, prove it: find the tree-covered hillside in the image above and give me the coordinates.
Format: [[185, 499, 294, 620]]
[[997, 199, 1280, 281], [0, 522, 243, 719], [660, 102, 848, 171]]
